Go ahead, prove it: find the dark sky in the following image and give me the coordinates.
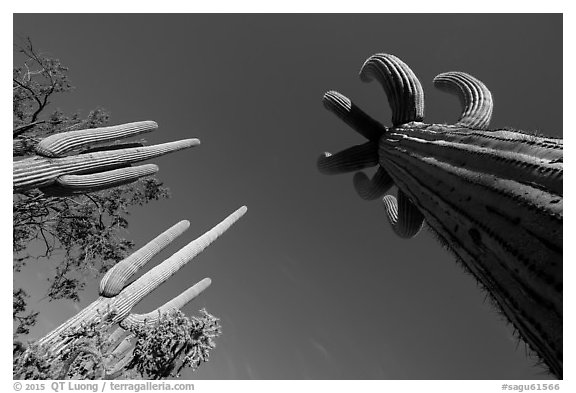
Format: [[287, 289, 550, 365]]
[[13, 14, 562, 379]]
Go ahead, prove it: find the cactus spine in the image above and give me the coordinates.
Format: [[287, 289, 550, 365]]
[[317, 53, 562, 378]]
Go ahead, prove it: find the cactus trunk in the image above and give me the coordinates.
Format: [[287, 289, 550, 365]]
[[380, 122, 562, 376], [317, 53, 563, 378], [34, 206, 246, 380]]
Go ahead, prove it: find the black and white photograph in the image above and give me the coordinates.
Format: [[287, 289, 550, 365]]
[[11, 9, 565, 388]]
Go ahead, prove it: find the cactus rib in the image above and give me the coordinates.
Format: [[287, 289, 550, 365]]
[[13, 121, 200, 196], [434, 72, 493, 129], [318, 52, 563, 377]]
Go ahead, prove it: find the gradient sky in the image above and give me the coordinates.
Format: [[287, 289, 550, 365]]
[[13, 14, 562, 380]]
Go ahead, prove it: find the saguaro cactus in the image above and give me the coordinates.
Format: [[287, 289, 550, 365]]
[[13, 120, 198, 195], [13, 121, 247, 379], [317, 54, 562, 378], [22, 205, 246, 378]]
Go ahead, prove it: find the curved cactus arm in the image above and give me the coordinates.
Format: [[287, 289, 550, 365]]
[[34, 121, 158, 158], [322, 90, 387, 141], [360, 54, 425, 126], [100, 220, 191, 297], [120, 278, 212, 329], [39, 164, 159, 196], [353, 167, 394, 200], [105, 279, 213, 377], [317, 142, 379, 175], [317, 52, 563, 378], [381, 190, 425, 239], [35, 206, 247, 376], [37, 207, 247, 353], [433, 72, 493, 129], [114, 206, 247, 318]]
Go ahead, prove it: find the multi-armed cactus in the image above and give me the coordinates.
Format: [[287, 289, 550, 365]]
[[13, 120, 198, 195], [13, 121, 247, 378], [22, 205, 246, 379], [317, 54, 562, 378]]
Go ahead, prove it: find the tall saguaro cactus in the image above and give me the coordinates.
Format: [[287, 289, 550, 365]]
[[13, 121, 248, 379], [19, 206, 246, 379], [317, 54, 562, 378]]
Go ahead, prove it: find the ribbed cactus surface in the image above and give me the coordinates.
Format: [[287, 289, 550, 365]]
[[13, 121, 199, 196], [14, 118, 244, 379], [33, 206, 246, 378], [35, 121, 158, 157], [317, 53, 562, 378]]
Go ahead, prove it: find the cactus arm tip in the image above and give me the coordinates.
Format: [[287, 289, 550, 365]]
[[40, 164, 160, 196], [120, 277, 213, 329], [433, 71, 493, 129], [100, 219, 191, 297], [359, 53, 425, 126]]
